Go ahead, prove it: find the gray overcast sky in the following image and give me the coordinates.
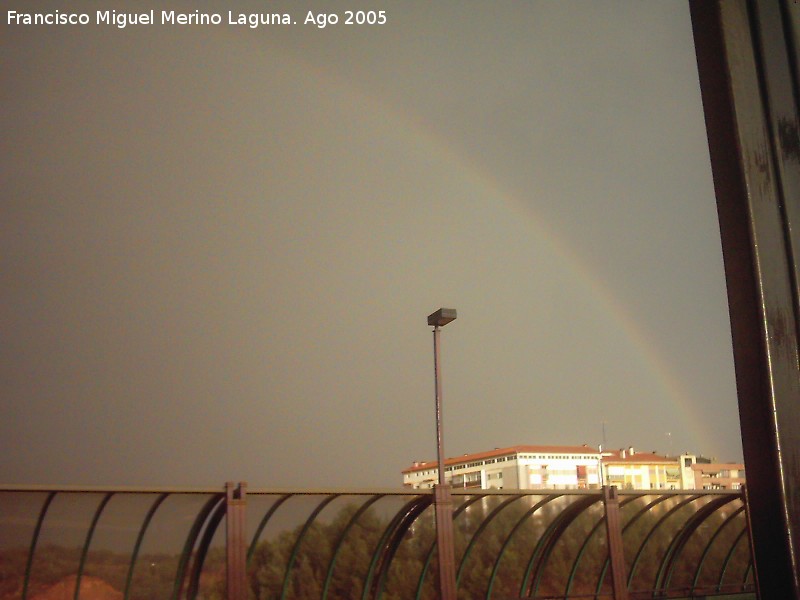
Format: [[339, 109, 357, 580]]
[[1, 1, 742, 488]]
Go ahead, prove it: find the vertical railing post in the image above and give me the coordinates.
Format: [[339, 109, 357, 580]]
[[434, 484, 458, 600], [226, 482, 247, 600], [603, 486, 629, 600]]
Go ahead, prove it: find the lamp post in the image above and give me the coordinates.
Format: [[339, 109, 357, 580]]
[[428, 307, 458, 600]]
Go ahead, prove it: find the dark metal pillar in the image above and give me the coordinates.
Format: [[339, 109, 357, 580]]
[[226, 481, 247, 600], [690, 1, 800, 596], [603, 486, 629, 600]]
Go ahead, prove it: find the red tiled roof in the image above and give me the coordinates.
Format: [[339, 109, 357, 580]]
[[402, 444, 600, 473]]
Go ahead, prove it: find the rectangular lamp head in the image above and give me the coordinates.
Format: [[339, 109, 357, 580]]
[[428, 308, 457, 327]]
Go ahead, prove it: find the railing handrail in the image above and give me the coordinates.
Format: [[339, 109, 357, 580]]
[[0, 483, 745, 496]]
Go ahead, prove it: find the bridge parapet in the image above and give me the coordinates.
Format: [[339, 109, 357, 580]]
[[0, 484, 754, 599]]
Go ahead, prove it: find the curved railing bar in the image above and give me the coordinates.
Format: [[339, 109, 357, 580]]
[[74, 492, 114, 600], [691, 505, 744, 592], [246, 493, 293, 563], [594, 493, 677, 596], [186, 497, 228, 600], [361, 494, 431, 600], [455, 495, 525, 586], [21, 491, 57, 600], [655, 494, 739, 594], [372, 496, 436, 600], [413, 542, 435, 600], [409, 494, 513, 599], [625, 494, 703, 590], [280, 494, 340, 600], [522, 494, 601, 599], [406, 494, 486, 600], [484, 494, 562, 599], [452, 493, 488, 528], [717, 525, 749, 591], [563, 494, 641, 597], [742, 549, 754, 588], [410, 493, 489, 600], [171, 494, 224, 600], [123, 492, 169, 600], [411, 514, 445, 599], [321, 494, 385, 600]]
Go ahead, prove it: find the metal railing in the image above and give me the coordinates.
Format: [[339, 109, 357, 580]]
[[0, 484, 755, 599]]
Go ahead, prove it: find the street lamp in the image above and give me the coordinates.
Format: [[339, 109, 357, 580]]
[[429, 308, 456, 482], [428, 307, 457, 600]]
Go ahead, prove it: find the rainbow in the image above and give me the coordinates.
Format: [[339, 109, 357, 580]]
[[222, 30, 711, 454]]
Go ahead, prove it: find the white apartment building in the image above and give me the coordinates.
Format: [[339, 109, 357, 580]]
[[601, 447, 685, 490], [402, 445, 746, 491], [402, 445, 604, 490]]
